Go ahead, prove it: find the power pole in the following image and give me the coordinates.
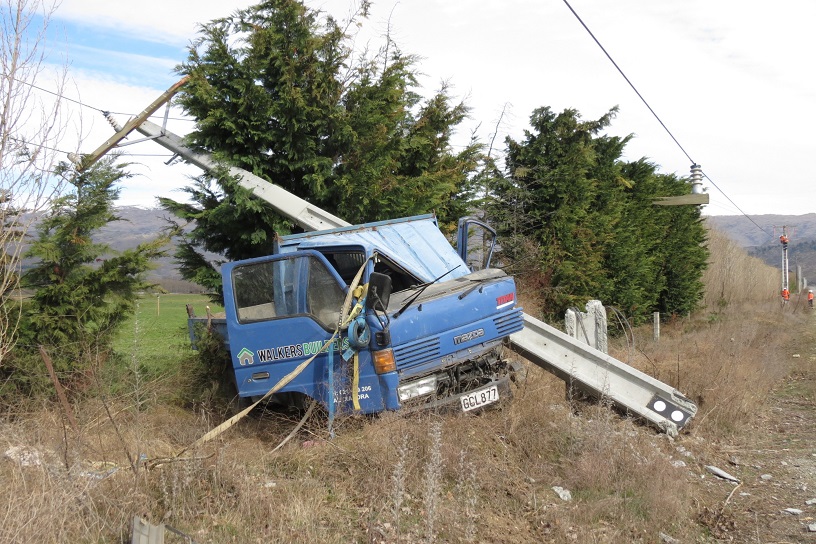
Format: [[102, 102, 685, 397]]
[[652, 164, 709, 206], [778, 226, 790, 301]]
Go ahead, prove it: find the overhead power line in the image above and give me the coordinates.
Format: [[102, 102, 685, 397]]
[[8, 136, 177, 161], [699, 172, 771, 237], [560, 0, 695, 165], [8, 136, 73, 156], [560, 0, 772, 238], [3, 74, 194, 162], [4, 73, 193, 121]]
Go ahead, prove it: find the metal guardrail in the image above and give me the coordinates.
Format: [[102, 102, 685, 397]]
[[510, 313, 697, 436], [131, 516, 165, 544], [131, 516, 198, 544]]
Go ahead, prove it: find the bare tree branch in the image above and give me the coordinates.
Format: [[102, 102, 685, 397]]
[[1, 0, 73, 364]]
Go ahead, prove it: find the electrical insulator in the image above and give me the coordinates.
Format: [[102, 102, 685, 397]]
[[690, 164, 704, 194], [102, 111, 123, 132]]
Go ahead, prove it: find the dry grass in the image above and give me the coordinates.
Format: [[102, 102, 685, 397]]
[[609, 301, 805, 437], [1, 226, 809, 542], [701, 226, 781, 308], [0, 365, 722, 543]]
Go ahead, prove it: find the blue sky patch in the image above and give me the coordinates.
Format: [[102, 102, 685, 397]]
[[38, 14, 187, 88]]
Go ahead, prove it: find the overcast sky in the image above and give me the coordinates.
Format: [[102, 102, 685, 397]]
[[38, 0, 816, 217]]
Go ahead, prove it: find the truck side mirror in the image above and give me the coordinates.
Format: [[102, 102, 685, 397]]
[[367, 272, 392, 311]]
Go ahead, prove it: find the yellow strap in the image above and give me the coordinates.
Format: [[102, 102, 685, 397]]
[[352, 352, 361, 411], [344, 282, 369, 412], [340, 257, 374, 327], [340, 283, 369, 329]]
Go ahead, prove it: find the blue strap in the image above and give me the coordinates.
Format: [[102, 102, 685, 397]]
[[327, 339, 335, 439]]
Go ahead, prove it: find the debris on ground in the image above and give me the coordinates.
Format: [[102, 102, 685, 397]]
[[705, 465, 740, 483], [552, 486, 572, 501], [4, 446, 44, 467]]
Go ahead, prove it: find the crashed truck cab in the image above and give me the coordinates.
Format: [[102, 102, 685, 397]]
[[218, 214, 524, 414]]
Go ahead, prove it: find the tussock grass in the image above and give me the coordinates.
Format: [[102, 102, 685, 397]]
[[1, 226, 809, 542], [610, 301, 804, 436], [702, 226, 780, 308]]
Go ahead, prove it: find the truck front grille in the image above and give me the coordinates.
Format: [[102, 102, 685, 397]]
[[393, 336, 441, 368], [494, 310, 524, 336]]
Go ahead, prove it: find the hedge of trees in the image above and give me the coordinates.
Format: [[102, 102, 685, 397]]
[[485, 107, 707, 321]]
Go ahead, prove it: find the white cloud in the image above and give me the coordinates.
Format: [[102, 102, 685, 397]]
[[65, 44, 178, 82], [55, 0, 257, 46]]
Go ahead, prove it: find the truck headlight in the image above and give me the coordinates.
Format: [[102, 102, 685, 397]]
[[397, 375, 438, 402]]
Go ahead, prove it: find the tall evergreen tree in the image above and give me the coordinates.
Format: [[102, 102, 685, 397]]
[[16, 158, 167, 380], [489, 107, 618, 311], [161, 0, 478, 299], [334, 65, 479, 226], [649, 174, 708, 316], [604, 158, 664, 315]]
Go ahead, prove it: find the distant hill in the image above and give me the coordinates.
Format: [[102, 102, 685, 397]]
[[104, 209, 816, 291], [20, 206, 206, 294], [706, 214, 816, 286], [96, 206, 201, 292]]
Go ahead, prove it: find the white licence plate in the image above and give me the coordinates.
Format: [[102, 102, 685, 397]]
[[460, 384, 499, 412]]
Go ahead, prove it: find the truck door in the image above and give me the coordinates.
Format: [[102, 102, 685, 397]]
[[223, 251, 387, 412], [456, 217, 497, 271]]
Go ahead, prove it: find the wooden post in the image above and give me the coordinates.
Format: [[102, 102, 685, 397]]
[[39, 346, 79, 433], [653, 312, 660, 342]]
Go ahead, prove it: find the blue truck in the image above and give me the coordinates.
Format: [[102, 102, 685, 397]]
[[78, 78, 697, 434], [190, 214, 525, 415]]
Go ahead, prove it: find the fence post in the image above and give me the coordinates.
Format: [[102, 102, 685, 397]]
[[653, 312, 660, 342]]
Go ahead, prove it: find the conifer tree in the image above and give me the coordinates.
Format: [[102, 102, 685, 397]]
[[488, 106, 708, 322], [1, 0, 73, 366], [489, 107, 619, 311], [17, 157, 166, 380]]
